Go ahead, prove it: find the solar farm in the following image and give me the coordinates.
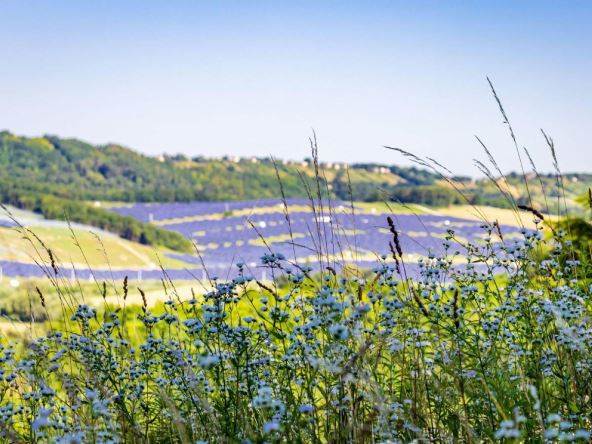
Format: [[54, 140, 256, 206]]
[[0, 199, 530, 283], [0, 199, 528, 282], [104, 199, 524, 280]]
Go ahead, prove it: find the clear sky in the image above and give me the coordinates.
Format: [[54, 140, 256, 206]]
[[1, 1, 590, 175]]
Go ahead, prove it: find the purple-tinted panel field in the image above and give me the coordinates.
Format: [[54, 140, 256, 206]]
[[120, 200, 503, 277], [1, 200, 522, 281]]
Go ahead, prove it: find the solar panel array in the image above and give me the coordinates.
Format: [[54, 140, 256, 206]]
[[1, 199, 524, 281]]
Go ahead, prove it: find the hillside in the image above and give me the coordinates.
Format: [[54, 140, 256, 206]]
[[1, 130, 590, 214], [0, 131, 438, 203], [0, 206, 193, 270]]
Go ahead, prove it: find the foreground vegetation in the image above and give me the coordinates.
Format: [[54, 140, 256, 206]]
[[1, 200, 592, 442]]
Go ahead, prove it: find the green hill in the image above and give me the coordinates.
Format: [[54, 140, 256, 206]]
[[0, 131, 440, 251], [1, 131, 590, 252], [0, 130, 440, 203]]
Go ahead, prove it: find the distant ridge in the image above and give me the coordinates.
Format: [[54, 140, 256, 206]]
[[1, 131, 590, 211], [0, 130, 438, 203]]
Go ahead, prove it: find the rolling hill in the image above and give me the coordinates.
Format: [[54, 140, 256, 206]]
[[1, 131, 590, 252], [0, 130, 439, 203]]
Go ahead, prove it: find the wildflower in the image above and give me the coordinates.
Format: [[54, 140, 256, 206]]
[[328, 324, 349, 340], [299, 404, 314, 414], [199, 354, 220, 368], [263, 421, 280, 433], [56, 431, 85, 443], [494, 419, 520, 438], [32, 407, 52, 431]]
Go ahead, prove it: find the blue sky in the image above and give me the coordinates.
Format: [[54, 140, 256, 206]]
[[1, 1, 590, 174]]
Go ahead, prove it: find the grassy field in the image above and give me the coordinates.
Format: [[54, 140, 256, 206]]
[[0, 212, 590, 442], [0, 224, 192, 270], [0, 278, 205, 339], [435, 204, 548, 228]]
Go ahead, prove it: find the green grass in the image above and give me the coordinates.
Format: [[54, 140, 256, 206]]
[[0, 225, 193, 270]]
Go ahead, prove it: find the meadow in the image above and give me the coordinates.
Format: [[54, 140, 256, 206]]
[[0, 172, 591, 442]]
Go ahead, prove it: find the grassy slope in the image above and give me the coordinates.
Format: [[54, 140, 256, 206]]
[[0, 224, 192, 270]]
